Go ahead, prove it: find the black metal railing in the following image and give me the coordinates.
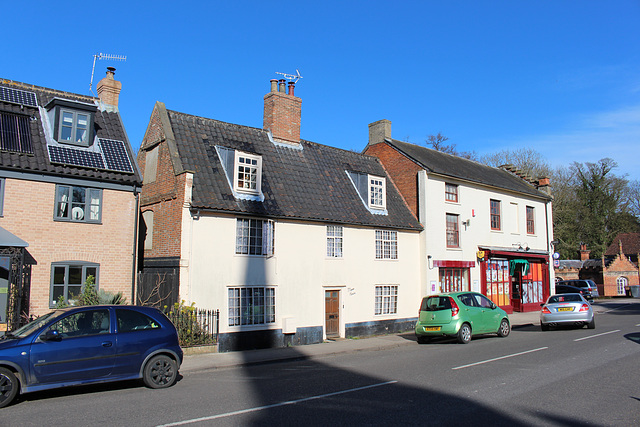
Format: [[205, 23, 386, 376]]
[[163, 307, 219, 347]]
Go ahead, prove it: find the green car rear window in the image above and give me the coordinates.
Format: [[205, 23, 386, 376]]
[[420, 296, 451, 311]]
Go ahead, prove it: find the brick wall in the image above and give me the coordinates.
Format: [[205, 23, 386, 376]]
[[137, 107, 185, 259], [0, 178, 137, 315], [364, 142, 422, 217], [602, 254, 639, 296]]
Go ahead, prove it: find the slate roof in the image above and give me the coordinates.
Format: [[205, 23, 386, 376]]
[[165, 109, 422, 231], [0, 79, 141, 186], [605, 233, 640, 256], [384, 139, 551, 200]]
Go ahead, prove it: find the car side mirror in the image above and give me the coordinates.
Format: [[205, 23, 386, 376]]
[[490, 303, 497, 310], [540, 303, 545, 307], [41, 329, 62, 342]]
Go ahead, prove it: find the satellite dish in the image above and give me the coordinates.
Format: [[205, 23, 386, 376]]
[[72, 207, 85, 220]]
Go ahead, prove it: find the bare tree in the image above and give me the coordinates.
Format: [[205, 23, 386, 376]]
[[426, 133, 478, 160], [480, 148, 552, 181]]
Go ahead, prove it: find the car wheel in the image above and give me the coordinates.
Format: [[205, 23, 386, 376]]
[[417, 335, 431, 344], [587, 317, 596, 329], [540, 323, 549, 331], [457, 323, 472, 344], [497, 319, 510, 337], [0, 368, 19, 408], [143, 355, 178, 389]]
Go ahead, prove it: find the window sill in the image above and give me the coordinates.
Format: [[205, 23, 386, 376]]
[[53, 218, 102, 225]]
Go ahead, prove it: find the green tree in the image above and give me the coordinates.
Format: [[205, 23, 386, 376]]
[[571, 158, 634, 258]]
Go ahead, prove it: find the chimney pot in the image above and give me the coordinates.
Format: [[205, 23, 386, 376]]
[[270, 79, 278, 93], [288, 81, 295, 96], [278, 79, 286, 92]]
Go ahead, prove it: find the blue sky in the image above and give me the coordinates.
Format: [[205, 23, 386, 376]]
[[3, 1, 639, 181]]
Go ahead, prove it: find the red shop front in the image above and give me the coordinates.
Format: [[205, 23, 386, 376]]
[[478, 248, 550, 313]]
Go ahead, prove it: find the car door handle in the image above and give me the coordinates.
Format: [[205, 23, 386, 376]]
[[102, 341, 113, 348]]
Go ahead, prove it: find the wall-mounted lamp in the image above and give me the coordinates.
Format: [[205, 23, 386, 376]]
[[427, 255, 434, 270], [462, 219, 471, 230]]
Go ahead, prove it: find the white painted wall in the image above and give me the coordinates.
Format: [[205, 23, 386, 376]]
[[419, 171, 554, 294], [179, 210, 421, 339]]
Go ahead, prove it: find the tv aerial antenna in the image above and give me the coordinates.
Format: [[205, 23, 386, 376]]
[[275, 69, 303, 83], [90, 53, 127, 95]]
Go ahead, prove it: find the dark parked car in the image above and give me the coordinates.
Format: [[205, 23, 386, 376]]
[[0, 305, 182, 408], [555, 284, 593, 302], [557, 280, 599, 299]]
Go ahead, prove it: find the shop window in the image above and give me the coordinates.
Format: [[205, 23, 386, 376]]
[[439, 268, 469, 292]]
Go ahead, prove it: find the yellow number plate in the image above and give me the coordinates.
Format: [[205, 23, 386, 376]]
[[558, 307, 573, 312], [425, 326, 441, 331]]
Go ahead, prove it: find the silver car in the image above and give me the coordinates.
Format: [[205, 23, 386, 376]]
[[540, 293, 595, 331]]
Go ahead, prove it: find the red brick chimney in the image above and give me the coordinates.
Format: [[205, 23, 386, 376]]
[[97, 67, 122, 108], [263, 78, 301, 143], [579, 243, 591, 261]]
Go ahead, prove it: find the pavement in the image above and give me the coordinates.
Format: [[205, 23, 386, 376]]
[[180, 298, 634, 373]]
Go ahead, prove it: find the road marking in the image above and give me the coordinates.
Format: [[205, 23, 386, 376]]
[[156, 380, 398, 426], [452, 347, 548, 370], [573, 330, 620, 341]]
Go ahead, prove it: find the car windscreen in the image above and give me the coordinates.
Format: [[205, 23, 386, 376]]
[[548, 294, 582, 303], [9, 310, 65, 338], [420, 296, 451, 311]]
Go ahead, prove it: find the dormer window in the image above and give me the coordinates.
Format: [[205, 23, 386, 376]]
[[235, 151, 262, 194], [45, 98, 97, 147], [215, 146, 264, 201], [346, 171, 388, 215], [369, 175, 386, 209], [60, 110, 89, 144]]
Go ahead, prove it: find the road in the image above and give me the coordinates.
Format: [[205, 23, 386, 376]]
[[2, 300, 639, 426]]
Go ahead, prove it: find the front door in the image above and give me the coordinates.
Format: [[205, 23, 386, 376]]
[[325, 290, 339, 338]]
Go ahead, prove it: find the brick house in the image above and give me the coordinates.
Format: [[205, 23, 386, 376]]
[[603, 233, 639, 296], [364, 120, 555, 313], [136, 79, 422, 352], [0, 70, 142, 330]]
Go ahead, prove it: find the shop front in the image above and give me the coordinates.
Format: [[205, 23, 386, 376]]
[[478, 248, 550, 313]]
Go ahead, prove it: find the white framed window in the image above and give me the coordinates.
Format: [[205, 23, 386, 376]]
[[375, 230, 397, 259], [616, 277, 628, 296], [54, 185, 102, 223], [235, 218, 275, 256], [368, 175, 386, 209], [50, 262, 99, 308], [327, 225, 343, 258], [375, 285, 398, 315], [234, 151, 262, 195], [228, 287, 276, 326]]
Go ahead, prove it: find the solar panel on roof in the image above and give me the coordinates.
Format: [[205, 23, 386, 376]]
[[99, 139, 133, 173], [0, 87, 38, 107], [48, 145, 105, 169], [0, 112, 34, 154]]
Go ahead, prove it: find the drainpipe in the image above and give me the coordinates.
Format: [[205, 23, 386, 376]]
[[132, 188, 140, 304]]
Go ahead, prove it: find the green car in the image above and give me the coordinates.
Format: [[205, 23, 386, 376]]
[[415, 292, 510, 344]]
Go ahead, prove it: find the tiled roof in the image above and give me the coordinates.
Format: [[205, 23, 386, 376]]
[[384, 139, 551, 199], [605, 232, 640, 256], [166, 110, 422, 230], [0, 79, 141, 186]]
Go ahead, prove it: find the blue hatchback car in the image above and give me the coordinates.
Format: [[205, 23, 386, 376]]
[[0, 305, 183, 408]]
